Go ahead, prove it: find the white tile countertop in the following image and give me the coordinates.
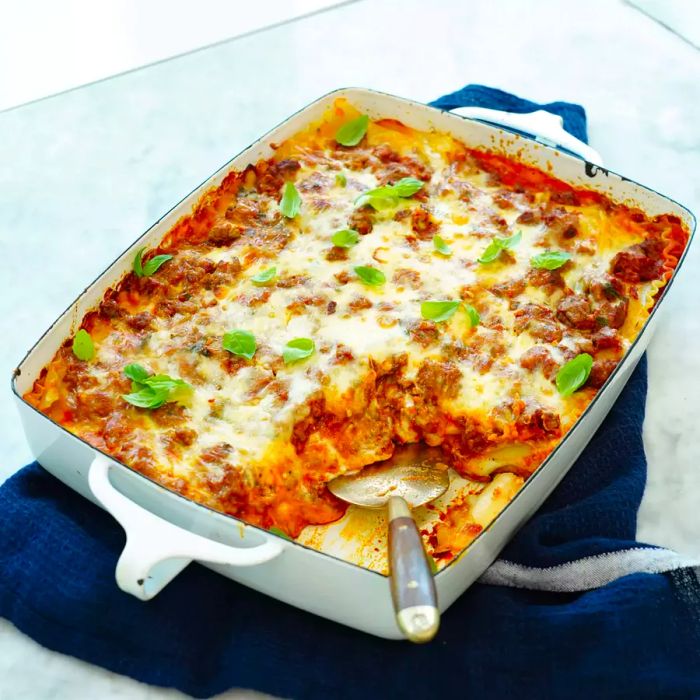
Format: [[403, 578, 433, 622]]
[[1, 0, 699, 697]]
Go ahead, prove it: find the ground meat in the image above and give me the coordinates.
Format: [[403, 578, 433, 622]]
[[519, 346, 559, 379], [348, 296, 373, 312], [76, 391, 114, 419], [410, 206, 438, 238], [595, 298, 629, 329], [550, 190, 580, 206], [334, 270, 351, 285], [243, 224, 291, 254], [333, 344, 354, 364], [526, 267, 565, 291], [490, 277, 526, 298], [99, 298, 122, 319], [297, 172, 332, 193], [493, 194, 514, 210], [392, 268, 421, 289], [544, 207, 579, 240], [514, 304, 563, 342], [556, 294, 596, 330], [169, 428, 197, 447], [276, 274, 308, 288], [592, 326, 622, 351], [610, 239, 664, 283], [348, 207, 374, 235], [286, 294, 327, 315], [200, 442, 234, 465], [407, 320, 439, 347], [325, 246, 349, 261], [372, 145, 432, 183], [225, 197, 263, 226], [517, 402, 561, 435], [416, 360, 462, 400], [126, 312, 154, 331], [205, 258, 242, 290], [207, 221, 242, 247], [255, 158, 300, 196], [237, 289, 272, 307], [587, 359, 618, 389], [326, 300, 337, 315], [516, 209, 542, 225]]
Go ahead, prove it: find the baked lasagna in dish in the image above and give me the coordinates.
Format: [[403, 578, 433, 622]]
[[26, 98, 688, 568]]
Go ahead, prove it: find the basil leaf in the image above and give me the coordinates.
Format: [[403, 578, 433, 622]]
[[335, 114, 369, 147], [268, 526, 292, 541], [335, 172, 347, 187], [331, 229, 360, 248], [142, 254, 173, 276], [283, 337, 315, 365], [251, 266, 277, 286], [121, 366, 191, 408], [477, 230, 522, 264], [556, 353, 593, 397], [433, 235, 452, 257], [280, 182, 301, 218], [464, 304, 480, 327], [354, 265, 386, 286], [222, 330, 257, 360], [123, 363, 150, 383], [122, 386, 170, 409], [531, 250, 572, 270], [72, 329, 94, 361], [133, 247, 145, 277], [391, 177, 424, 197], [355, 178, 424, 211], [421, 300, 461, 323]]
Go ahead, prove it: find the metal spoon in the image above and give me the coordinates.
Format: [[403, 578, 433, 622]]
[[328, 444, 450, 643]]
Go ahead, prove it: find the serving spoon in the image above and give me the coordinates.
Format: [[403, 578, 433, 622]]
[[328, 444, 450, 643]]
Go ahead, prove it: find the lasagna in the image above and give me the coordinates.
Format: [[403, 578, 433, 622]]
[[25, 98, 688, 567]]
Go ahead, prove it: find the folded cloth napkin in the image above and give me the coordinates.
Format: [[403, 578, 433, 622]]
[[2, 86, 699, 700]]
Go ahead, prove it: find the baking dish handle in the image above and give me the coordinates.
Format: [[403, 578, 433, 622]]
[[449, 106, 603, 166], [88, 454, 284, 600]]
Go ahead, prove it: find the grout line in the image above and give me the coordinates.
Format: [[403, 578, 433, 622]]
[[623, 0, 700, 51], [0, 0, 365, 116]]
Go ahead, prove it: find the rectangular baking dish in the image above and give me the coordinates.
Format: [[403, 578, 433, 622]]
[[12, 88, 695, 639]]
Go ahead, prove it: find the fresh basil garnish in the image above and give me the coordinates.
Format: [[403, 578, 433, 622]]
[[433, 235, 452, 257], [354, 265, 386, 286], [268, 526, 292, 541], [556, 353, 593, 397], [283, 338, 315, 365], [251, 266, 277, 286], [477, 230, 522, 264], [335, 114, 369, 147], [355, 177, 424, 211], [123, 363, 150, 385], [332, 229, 360, 248], [122, 364, 191, 409], [531, 250, 572, 270], [133, 247, 173, 277], [280, 182, 301, 218], [464, 304, 480, 327], [72, 329, 95, 361], [222, 330, 257, 360], [335, 172, 347, 187], [420, 300, 461, 323]]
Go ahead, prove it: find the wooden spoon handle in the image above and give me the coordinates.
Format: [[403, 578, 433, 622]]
[[387, 496, 440, 643]]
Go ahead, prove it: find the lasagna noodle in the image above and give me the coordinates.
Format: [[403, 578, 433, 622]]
[[25, 98, 688, 568]]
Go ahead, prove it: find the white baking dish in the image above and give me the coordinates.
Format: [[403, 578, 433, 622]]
[[12, 88, 695, 639]]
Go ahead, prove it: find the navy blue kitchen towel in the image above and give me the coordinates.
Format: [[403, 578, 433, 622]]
[[2, 86, 699, 699]]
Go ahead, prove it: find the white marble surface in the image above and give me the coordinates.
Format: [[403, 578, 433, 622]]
[[1, 0, 699, 697]]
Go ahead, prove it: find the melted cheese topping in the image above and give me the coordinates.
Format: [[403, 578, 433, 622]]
[[25, 98, 688, 566]]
